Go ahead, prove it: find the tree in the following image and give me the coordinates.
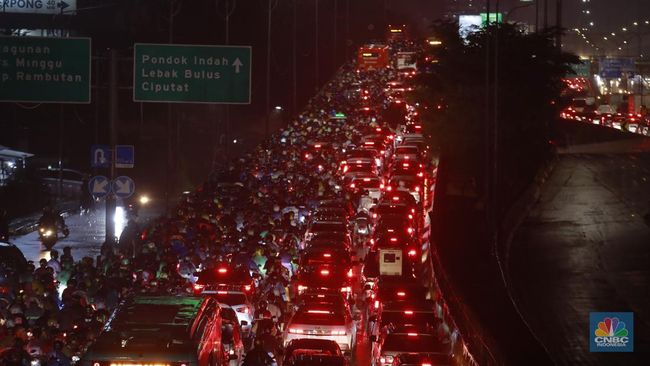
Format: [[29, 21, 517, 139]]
[[419, 20, 579, 211]]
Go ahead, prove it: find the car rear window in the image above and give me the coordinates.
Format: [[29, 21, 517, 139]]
[[211, 293, 247, 306], [382, 334, 443, 353]]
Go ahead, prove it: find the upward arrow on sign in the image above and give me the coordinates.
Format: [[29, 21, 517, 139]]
[[233, 58, 243, 74]]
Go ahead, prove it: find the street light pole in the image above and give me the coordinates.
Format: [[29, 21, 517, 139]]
[[314, 0, 319, 90], [265, 0, 274, 140], [292, 0, 297, 116]]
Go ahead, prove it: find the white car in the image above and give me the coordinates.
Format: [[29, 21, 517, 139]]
[[207, 290, 254, 336], [284, 304, 357, 353]]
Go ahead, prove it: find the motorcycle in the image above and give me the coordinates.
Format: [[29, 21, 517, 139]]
[[38, 223, 69, 250]]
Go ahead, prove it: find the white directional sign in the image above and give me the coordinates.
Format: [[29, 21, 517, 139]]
[[1, 0, 76, 15], [89, 175, 110, 199], [112, 176, 135, 199]]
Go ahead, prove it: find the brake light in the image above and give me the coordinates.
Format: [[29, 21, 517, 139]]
[[407, 227, 413, 234], [350, 183, 356, 188], [347, 268, 353, 278], [415, 186, 420, 192], [390, 237, 398, 242], [308, 310, 331, 314], [298, 285, 307, 292], [364, 141, 374, 145], [314, 144, 322, 148], [373, 213, 378, 219], [217, 290, 228, 294], [408, 249, 417, 257], [376, 127, 382, 132], [403, 163, 410, 167], [386, 186, 392, 191], [407, 332, 418, 337], [422, 363, 432, 366], [380, 183, 385, 189], [374, 300, 380, 309], [323, 253, 332, 258], [341, 286, 352, 293], [217, 268, 228, 273], [320, 269, 330, 275], [244, 285, 251, 292], [397, 291, 406, 297], [404, 310, 414, 315], [193, 284, 205, 293], [392, 196, 400, 201], [363, 177, 371, 182], [289, 328, 304, 334], [417, 172, 424, 177]]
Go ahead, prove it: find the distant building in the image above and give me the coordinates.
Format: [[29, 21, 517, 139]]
[[0, 145, 33, 186]]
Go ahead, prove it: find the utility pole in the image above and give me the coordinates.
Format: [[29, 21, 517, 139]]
[[333, 0, 338, 67], [265, 0, 274, 140], [166, 0, 177, 215], [535, 0, 539, 32], [314, 0, 319, 90], [543, 0, 548, 29], [555, 0, 562, 48], [292, 0, 297, 116], [106, 49, 118, 246]]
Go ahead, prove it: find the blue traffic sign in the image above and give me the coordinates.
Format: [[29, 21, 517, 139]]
[[90, 145, 111, 168], [112, 176, 135, 198], [115, 145, 135, 168], [88, 175, 110, 199]]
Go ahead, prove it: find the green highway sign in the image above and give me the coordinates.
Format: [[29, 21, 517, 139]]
[[0, 36, 91, 103], [480, 12, 503, 26], [133, 43, 251, 104]]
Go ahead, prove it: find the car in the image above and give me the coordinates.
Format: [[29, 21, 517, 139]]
[[342, 162, 378, 184], [307, 235, 353, 253], [295, 265, 354, 299], [193, 264, 255, 295], [0, 241, 28, 299], [208, 291, 254, 337], [392, 352, 453, 366], [304, 221, 350, 244], [348, 176, 383, 201], [220, 305, 245, 366], [393, 145, 422, 162], [372, 300, 442, 340], [301, 246, 352, 270], [283, 339, 348, 366], [386, 175, 423, 203], [284, 304, 358, 353], [371, 327, 450, 366], [81, 296, 232, 366]]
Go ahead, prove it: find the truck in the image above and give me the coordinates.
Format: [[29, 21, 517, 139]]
[[395, 51, 417, 77], [357, 44, 390, 72], [378, 248, 403, 276]]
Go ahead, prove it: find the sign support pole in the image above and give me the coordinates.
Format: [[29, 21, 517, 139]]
[[106, 49, 118, 246]]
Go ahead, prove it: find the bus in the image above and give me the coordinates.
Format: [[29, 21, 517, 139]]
[[357, 44, 390, 72], [82, 296, 232, 366]]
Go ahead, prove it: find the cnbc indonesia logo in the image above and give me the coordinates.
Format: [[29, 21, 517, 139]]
[[590, 312, 634, 352]]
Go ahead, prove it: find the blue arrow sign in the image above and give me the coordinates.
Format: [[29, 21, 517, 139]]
[[114, 145, 134, 168], [90, 145, 111, 168], [89, 175, 110, 199], [112, 176, 135, 198]]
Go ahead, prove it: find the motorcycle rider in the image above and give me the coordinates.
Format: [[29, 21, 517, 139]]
[[242, 338, 277, 366]]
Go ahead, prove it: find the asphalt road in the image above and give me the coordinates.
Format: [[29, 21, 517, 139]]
[[509, 153, 650, 365], [12, 200, 164, 264]]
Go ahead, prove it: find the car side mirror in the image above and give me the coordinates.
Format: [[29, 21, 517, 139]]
[[370, 335, 377, 343], [240, 320, 248, 326]]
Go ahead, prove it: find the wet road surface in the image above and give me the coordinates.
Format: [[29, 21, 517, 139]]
[[509, 154, 650, 365]]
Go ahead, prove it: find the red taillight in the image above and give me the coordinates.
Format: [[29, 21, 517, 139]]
[[407, 332, 418, 337], [347, 268, 353, 278], [422, 363, 432, 366], [404, 310, 414, 315], [307, 310, 331, 314], [341, 286, 352, 293], [314, 144, 322, 148], [244, 285, 251, 292], [289, 328, 304, 334], [374, 300, 380, 309], [397, 291, 406, 297], [363, 177, 371, 182], [408, 249, 417, 257], [320, 269, 330, 276], [386, 186, 392, 191], [350, 183, 356, 188], [390, 237, 398, 242], [217, 290, 228, 294], [415, 186, 420, 192], [392, 196, 400, 201], [217, 268, 228, 273], [193, 284, 205, 293]]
